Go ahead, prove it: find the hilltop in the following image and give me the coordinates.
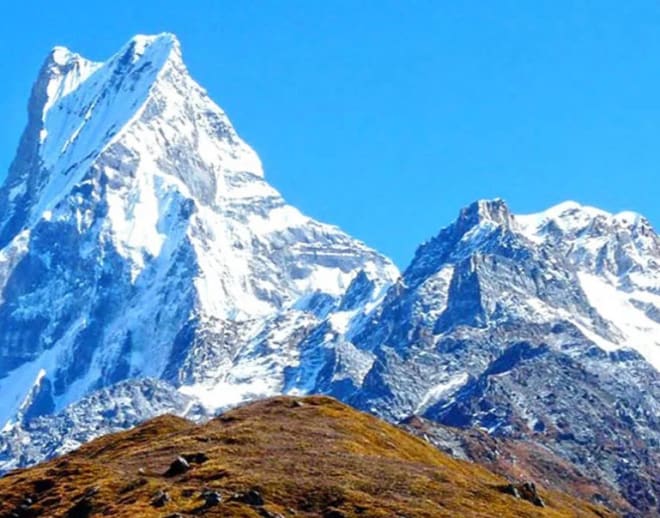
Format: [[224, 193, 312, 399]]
[[0, 396, 612, 517]]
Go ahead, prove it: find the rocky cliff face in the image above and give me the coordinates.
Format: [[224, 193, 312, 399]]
[[0, 34, 658, 516]]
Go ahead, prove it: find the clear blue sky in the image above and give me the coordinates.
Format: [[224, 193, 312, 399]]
[[1, 1, 659, 267]]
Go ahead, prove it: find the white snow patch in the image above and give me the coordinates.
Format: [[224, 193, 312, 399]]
[[578, 273, 660, 370], [328, 310, 358, 335], [415, 372, 469, 414], [178, 377, 275, 412]]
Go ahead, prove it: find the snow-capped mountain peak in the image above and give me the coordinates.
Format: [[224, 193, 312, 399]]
[[516, 201, 659, 291], [402, 199, 518, 291], [458, 198, 513, 230], [47, 46, 90, 70], [40, 47, 100, 117], [516, 200, 655, 244], [39, 33, 183, 135], [0, 34, 397, 430]]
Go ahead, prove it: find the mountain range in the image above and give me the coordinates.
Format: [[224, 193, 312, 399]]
[[0, 34, 658, 516]]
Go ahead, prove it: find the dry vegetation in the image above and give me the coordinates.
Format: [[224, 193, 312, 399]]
[[0, 396, 615, 517], [403, 416, 631, 515]]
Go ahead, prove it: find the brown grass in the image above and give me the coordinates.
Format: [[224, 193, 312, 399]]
[[0, 396, 615, 517], [403, 416, 630, 514]]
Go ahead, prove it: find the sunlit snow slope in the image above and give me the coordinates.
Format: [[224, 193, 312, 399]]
[[517, 201, 660, 369]]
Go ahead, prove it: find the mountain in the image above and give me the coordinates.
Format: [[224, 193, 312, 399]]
[[0, 34, 658, 516], [0, 33, 397, 430], [342, 199, 659, 515], [0, 396, 614, 518]]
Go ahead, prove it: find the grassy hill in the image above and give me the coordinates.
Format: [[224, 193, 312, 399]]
[[0, 396, 613, 517]]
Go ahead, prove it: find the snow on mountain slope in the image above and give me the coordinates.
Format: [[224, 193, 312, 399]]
[[0, 33, 398, 430], [517, 201, 660, 368], [578, 272, 660, 365], [517, 201, 659, 292], [0, 378, 208, 474]]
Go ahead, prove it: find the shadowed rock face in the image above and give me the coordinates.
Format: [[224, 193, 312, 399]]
[[1, 34, 659, 518], [403, 413, 637, 515], [0, 396, 614, 518]]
